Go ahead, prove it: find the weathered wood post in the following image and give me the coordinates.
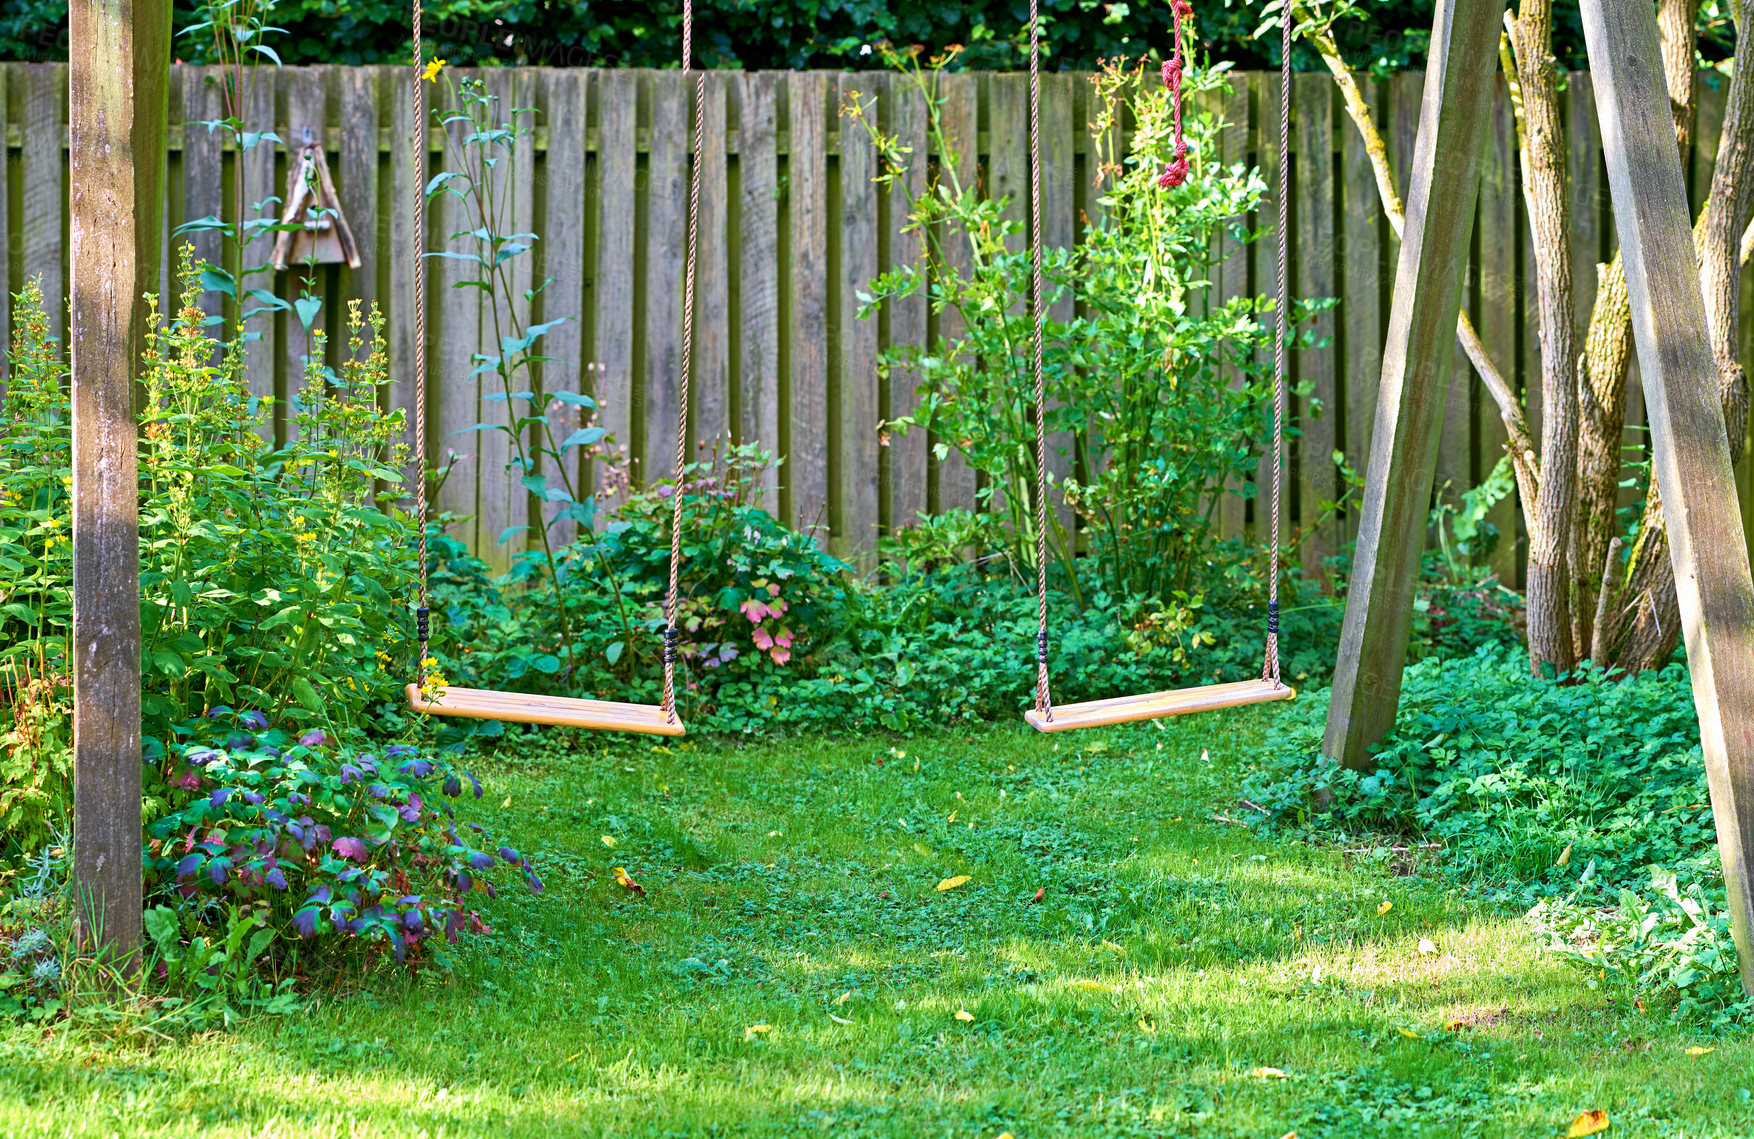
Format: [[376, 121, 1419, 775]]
[[1320, 0, 1504, 768], [1580, 0, 1754, 995], [69, 0, 170, 963]]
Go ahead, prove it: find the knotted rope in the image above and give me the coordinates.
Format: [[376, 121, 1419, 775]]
[[1157, 0, 1194, 188]]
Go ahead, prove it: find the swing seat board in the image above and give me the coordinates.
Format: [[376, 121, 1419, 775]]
[[1024, 678, 1294, 733], [405, 684, 686, 737]]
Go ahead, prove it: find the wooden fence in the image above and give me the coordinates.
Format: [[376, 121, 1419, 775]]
[[2, 63, 1750, 580]]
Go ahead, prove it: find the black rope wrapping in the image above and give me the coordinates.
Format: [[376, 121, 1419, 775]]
[[664, 626, 680, 665], [1267, 601, 1279, 637], [1036, 631, 1050, 665]]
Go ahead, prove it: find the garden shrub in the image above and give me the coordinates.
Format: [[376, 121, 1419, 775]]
[[1243, 645, 1742, 1021], [144, 707, 538, 972], [856, 50, 1335, 602], [0, 281, 73, 856]]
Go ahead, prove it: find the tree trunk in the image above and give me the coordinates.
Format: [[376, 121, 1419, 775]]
[[1657, 0, 1700, 155], [1572, 256, 1634, 660], [1599, 0, 1754, 672], [1507, 0, 1578, 674]]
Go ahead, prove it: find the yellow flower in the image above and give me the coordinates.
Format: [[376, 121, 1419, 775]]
[[423, 57, 447, 83]]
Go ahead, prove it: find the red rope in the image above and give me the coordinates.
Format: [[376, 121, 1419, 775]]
[[1158, 0, 1194, 188]]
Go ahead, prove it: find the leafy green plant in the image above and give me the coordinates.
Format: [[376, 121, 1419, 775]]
[[137, 251, 417, 745], [853, 47, 1334, 603], [145, 709, 538, 973], [1245, 646, 1717, 898], [1527, 865, 1749, 1026], [0, 280, 73, 854]]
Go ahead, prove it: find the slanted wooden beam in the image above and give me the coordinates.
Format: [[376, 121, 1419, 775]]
[[1580, 0, 1754, 995], [69, 0, 170, 964], [1321, 0, 1505, 768]]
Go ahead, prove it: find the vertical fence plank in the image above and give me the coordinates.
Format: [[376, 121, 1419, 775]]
[[473, 69, 535, 573], [540, 69, 587, 545], [281, 68, 328, 395], [1478, 78, 1518, 584], [388, 65, 422, 468], [932, 71, 978, 518], [434, 93, 483, 551], [693, 72, 729, 454], [736, 72, 780, 514], [988, 73, 1027, 521], [837, 74, 880, 563], [883, 73, 929, 533], [593, 69, 637, 514], [1211, 75, 1250, 539], [1294, 73, 1337, 577], [786, 72, 829, 539], [1339, 72, 1382, 524], [1042, 72, 1076, 537], [22, 64, 66, 348], [338, 68, 379, 338], [645, 72, 687, 488], [180, 67, 226, 325], [241, 70, 279, 441]]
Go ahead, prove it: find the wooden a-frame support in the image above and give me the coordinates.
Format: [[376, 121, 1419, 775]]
[[69, 0, 169, 964], [1327, 0, 1754, 993]]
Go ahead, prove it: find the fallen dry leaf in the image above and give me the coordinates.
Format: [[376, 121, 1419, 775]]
[[1250, 1066, 1290, 1079], [1567, 1110, 1609, 1137], [1279, 1132, 1299, 1139], [744, 1024, 772, 1040], [1445, 1019, 1467, 1032], [1072, 980, 1115, 993], [1686, 1045, 1716, 1056], [1418, 938, 1438, 955], [1101, 939, 1127, 957], [828, 1013, 854, 1025], [601, 835, 618, 848], [955, 1009, 975, 1022], [1377, 901, 1394, 916], [1031, 887, 1045, 903], [1137, 1018, 1156, 1034], [913, 843, 932, 856], [1398, 1028, 1421, 1039], [937, 875, 971, 892], [834, 990, 852, 1006], [612, 866, 646, 897], [1557, 843, 1572, 867]]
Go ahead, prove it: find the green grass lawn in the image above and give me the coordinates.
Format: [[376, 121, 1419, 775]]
[[2, 706, 1749, 1137]]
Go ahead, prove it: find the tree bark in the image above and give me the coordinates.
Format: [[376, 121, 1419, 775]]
[[1573, 256, 1635, 659], [1657, 0, 1701, 155], [1507, 0, 1578, 674]]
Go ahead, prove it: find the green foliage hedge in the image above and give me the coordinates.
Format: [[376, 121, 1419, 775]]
[[5, 0, 1600, 71], [1244, 646, 1747, 1023]]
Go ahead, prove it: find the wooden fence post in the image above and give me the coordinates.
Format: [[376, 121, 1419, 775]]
[[1581, 0, 1754, 997], [1320, 0, 1504, 768], [68, 0, 169, 966]]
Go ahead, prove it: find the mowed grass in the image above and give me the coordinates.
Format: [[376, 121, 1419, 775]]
[[2, 705, 1750, 1137]]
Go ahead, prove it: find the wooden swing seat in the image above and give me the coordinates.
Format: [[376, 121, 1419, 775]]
[[404, 684, 687, 737], [1024, 678, 1294, 733]]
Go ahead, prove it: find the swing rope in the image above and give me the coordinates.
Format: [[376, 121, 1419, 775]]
[[1028, 0, 1288, 720], [665, 0, 706, 724], [1263, 0, 1289, 686], [408, 0, 695, 724], [412, 0, 431, 682], [1029, 0, 1053, 722]]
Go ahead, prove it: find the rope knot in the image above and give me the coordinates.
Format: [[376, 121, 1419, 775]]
[[1160, 56, 1184, 92], [1157, 142, 1190, 188], [1171, 0, 1193, 16]]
